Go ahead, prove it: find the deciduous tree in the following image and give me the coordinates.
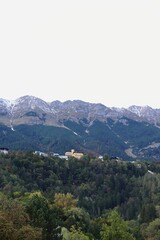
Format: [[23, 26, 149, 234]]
[[100, 210, 135, 240]]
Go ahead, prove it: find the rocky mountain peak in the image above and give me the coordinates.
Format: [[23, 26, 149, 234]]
[[0, 95, 160, 127], [13, 95, 51, 112], [128, 105, 153, 116], [128, 105, 160, 125], [1, 96, 160, 160]]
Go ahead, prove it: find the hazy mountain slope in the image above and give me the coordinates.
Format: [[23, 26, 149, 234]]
[[0, 124, 82, 154], [1, 95, 160, 160]]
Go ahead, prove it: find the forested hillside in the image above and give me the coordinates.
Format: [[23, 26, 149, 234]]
[[0, 152, 160, 239], [1, 95, 160, 160]]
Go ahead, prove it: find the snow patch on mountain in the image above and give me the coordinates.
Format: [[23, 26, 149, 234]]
[[73, 131, 78, 136], [85, 129, 89, 134], [0, 95, 160, 128], [0, 99, 12, 108], [128, 106, 145, 117]]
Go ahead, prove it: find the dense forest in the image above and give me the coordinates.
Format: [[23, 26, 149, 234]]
[[0, 151, 160, 239]]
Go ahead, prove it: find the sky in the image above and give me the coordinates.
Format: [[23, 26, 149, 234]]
[[0, 0, 160, 108]]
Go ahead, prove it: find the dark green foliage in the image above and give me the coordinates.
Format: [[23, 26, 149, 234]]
[[64, 207, 90, 232], [140, 204, 157, 223], [110, 118, 159, 147], [100, 210, 135, 240], [110, 117, 160, 159], [15, 124, 81, 153], [0, 124, 81, 154], [1, 117, 160, 159], [0, 152, 155, 220], [25, 194, 49, 228], [25, 193, 64, 240], [0, 152, 160, 239]]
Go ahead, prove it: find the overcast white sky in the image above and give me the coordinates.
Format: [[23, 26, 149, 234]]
[[0, 0, 160, 108]]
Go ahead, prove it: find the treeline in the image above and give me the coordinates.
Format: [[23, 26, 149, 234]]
[[0, 152, 160, 239]]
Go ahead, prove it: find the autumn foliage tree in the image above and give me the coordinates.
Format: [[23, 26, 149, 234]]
[[54, 193, 78, 210]]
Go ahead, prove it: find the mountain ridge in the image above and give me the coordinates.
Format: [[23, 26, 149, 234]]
[[0, 95, 160, 127], [1, 95, 160, 160]]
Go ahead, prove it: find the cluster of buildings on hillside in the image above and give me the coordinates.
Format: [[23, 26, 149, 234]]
[[0, 147, 85, 160], [0, 147, 104, 161], [34, 149, 84, 160], [65, 149, 84, 159]]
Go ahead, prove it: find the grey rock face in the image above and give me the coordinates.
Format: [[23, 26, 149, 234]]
[[0, 95, 160, 128]]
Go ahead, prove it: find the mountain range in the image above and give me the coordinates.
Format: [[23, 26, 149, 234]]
[[1, 95, 160, 160]]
